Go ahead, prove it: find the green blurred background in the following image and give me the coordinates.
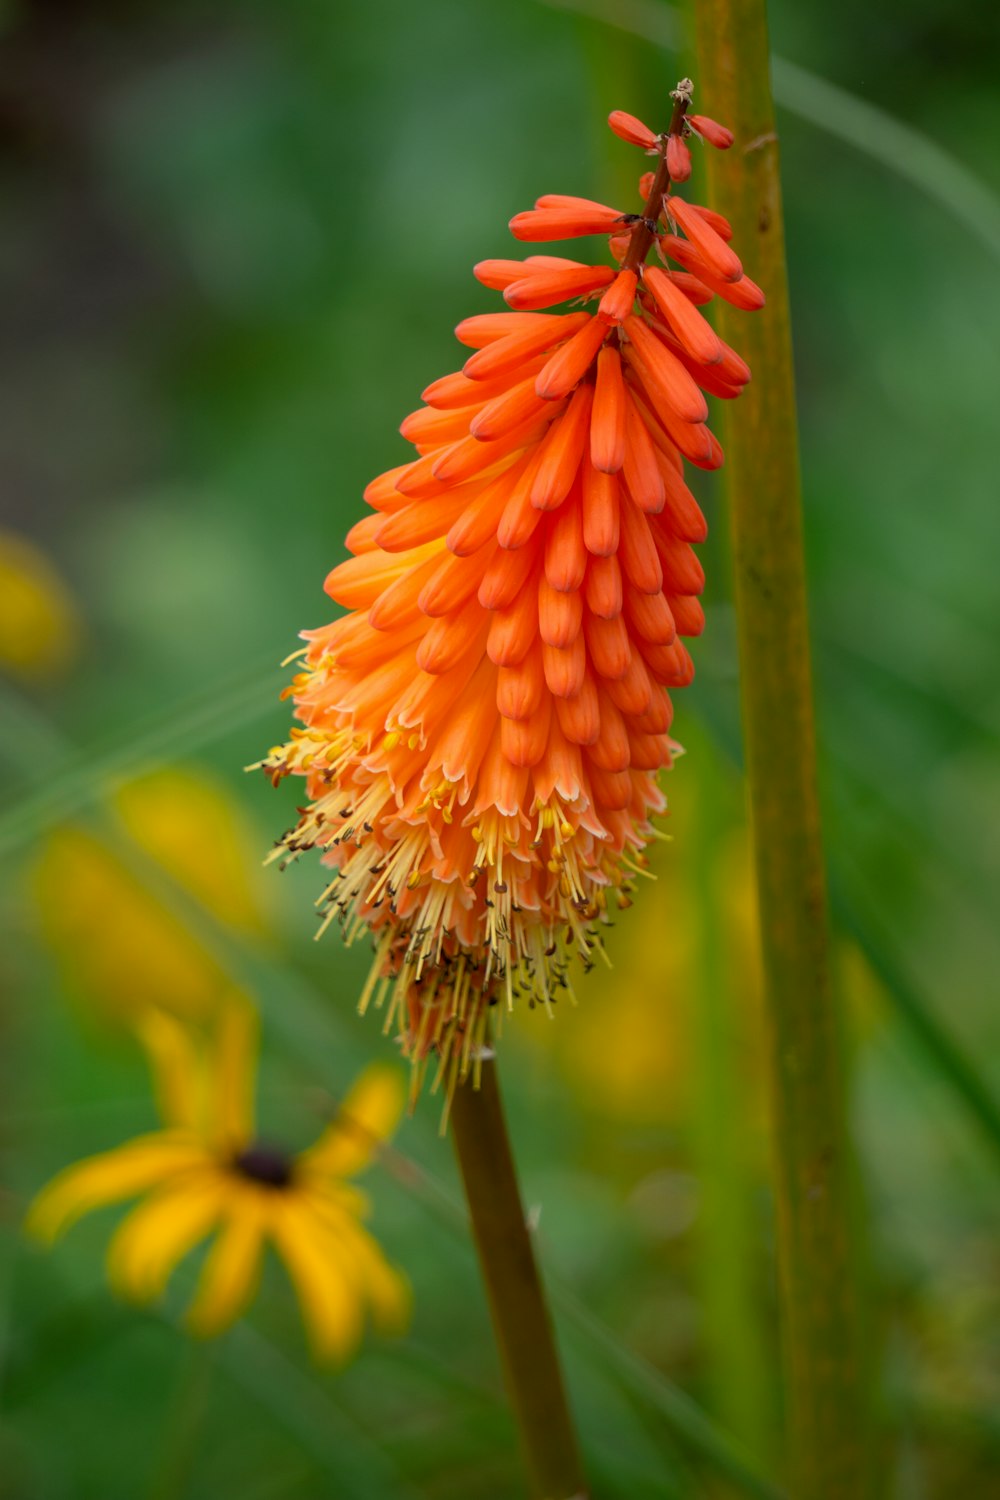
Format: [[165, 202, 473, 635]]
[[1, 0, 999, 1495]]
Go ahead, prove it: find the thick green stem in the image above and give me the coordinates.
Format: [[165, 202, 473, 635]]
[[690, 5, 869, 1494], [450, 1057, 586, 1500]]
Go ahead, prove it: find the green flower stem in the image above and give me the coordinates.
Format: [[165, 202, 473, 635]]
[[691, 4, 870, 1494], [450, 1056, 586, 1500], [685, 732, 772, 1468]]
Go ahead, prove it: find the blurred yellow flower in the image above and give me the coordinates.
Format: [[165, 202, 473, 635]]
[[27, 1003, 410, 1363], [519, 813, 766, 1131], [33, 766, 267, 1028], [114, 767, 266, 937], [0, 529, 78, 677]]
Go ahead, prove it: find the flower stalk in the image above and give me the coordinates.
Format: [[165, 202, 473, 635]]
[[450, 1054, 586, 1500], [691, 5, 870, 1494]]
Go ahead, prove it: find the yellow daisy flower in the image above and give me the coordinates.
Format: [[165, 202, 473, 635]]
[[26, 1003, 410, 1363]]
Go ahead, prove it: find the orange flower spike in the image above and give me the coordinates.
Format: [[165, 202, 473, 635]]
[[258, 79, 762, 1099]]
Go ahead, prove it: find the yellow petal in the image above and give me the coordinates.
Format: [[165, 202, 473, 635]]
[[185, 1185, 268, 1338], [107, 1171, 226, 1304], [298, 1063, 405, 1180], [207, 997, 258, 1149], [0, 529, 77, 677], [308, 1190, 411, 1337], [268, 1196, 364, 1365], [134, 1010, 201, 1131], [113, 767, 267, 937], [32, 827, 230, 1030], [25, 1134, 206, 1244]]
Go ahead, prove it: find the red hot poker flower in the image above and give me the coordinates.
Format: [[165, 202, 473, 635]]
[[258, 79, 763, 1103]]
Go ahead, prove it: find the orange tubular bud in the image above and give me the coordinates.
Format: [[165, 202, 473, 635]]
[[509, 201, 624, 242], [622, 314, 708, 425], [665, 196, 743, 283], [688, 113, 734, 149], [582, 464, 619, 556], [590, 347, 627, 474], [455, 311, 565, 349], [463, 313, 591, 380], [423, 360, 546, 410], [688, 204, 734, 241], [534, 316, 608, 401], [608, 110, 659, 149], [470, 375, 554, 442], [544, 489, 587, 592], [530, 384, 593, 512], [504, 265, 616, 311], [474, 254, 582, 290], [666, 135, 692, 183], [660, 237, 767, 310], [642, 266, 723, 366], [652, 270, 714, 307], [597, 268, 638, 325], [261, 82, 760, 1102]]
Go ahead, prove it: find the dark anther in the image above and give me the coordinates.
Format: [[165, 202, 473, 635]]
[[233, 1141, 295, 1188]]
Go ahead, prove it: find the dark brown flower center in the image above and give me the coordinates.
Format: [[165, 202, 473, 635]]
[[233, 1141, 295, 1188]]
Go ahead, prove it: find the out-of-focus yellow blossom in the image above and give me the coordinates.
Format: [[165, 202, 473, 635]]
[[0, 529, 78, 678], [548, 853, 697, 1124], [114, 768, 266, 937], [33, 766, 266, 1028], [521, 821, 765, 1128], [27, 1002, 410, 1362]]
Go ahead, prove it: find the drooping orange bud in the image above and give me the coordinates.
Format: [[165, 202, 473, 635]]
[[590, 347, 627, 474], [504, 264, 616, 310], [509, 200, 624, 242], [535, 316, 608, 400], [666, 135, 692, 183], [642, 266, 722, 366], [607, 110, 658, 149], [597, 268, 638, 325], [688, 113, 734, 149], [664, 196, 743, 283], [659, 236, 766, 310]]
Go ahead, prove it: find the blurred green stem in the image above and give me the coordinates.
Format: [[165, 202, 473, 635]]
[[686, 733, 771, 1472], [450, 1056, 586, 1500], [691, 3, 869, 1494]]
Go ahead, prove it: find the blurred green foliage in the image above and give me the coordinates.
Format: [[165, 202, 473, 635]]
[[1, 0, 999, 1495]]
